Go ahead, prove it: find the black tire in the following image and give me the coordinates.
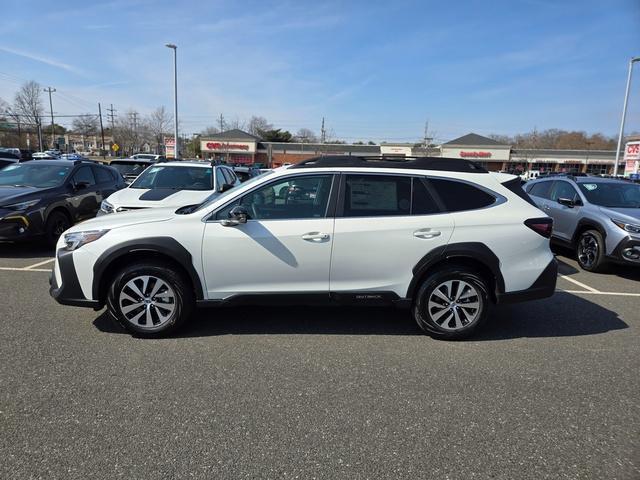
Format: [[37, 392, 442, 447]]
[[45, 210, 71, 247], [576, 229, 607, 272], [106, 261, 194, 337], [413, 266, 489, 340]]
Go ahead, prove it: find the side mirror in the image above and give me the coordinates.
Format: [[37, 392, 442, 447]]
[[73, 181, 89, 191], [557, 197, 575, 208], [221, 205, 249, 226], [219, 183, 234, 193]]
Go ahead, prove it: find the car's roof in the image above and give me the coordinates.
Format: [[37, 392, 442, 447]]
[[111, 157, 156, 164], [158, 160, 212, 168], [529, 175, 632, 185], [23, 159, 92, 167]]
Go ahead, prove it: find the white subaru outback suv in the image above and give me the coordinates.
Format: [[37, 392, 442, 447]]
[[50, 156, 557, 340]]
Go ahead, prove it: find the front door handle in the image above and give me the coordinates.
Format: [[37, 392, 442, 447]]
[[414, 229, 441, 239], [302, 232, 330, 241]]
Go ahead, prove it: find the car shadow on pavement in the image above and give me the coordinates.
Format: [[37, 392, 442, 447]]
[[92, 292, 628, 340], [553, 245, 640, 281], [0, 241, 54, 259]]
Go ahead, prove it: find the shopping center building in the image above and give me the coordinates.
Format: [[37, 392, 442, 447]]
[[200, 130, 619, 174]]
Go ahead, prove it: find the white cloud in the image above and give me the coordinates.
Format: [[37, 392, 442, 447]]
[[0, 46, 88, 77]]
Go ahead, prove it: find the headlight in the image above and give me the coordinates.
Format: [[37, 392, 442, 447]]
[[64, 230, 110, 251], [100, 200, 114, 214], [612, 218, 640, 234], [3, 199, 40, 211]]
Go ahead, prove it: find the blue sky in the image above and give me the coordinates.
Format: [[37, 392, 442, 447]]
[[1, 0, 639, 143]]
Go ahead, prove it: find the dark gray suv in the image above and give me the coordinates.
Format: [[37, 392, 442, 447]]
[[525, 175, 640, 271]]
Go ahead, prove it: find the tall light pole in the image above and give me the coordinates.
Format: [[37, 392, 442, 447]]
[[614, 56, 640, 177], [165, 43, 179, 159]]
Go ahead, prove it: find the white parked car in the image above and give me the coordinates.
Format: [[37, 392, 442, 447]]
[[51, 156, 557, 339], [98, 161, 240, 214]]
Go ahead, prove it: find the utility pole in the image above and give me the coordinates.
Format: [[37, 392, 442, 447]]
[[36, 116, 43, 151], [107, 104, 117, 130], [44, 87, 56, 148], [98, 103, 106, 160], [320, 117, 326, 144], [218, 113, 225, 131], [129, 111, 138, 153]]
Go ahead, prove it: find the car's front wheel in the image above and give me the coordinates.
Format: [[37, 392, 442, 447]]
[[576, 229, 606, 272], [413, 266, 489, 340], [107, 262, 194, 337]]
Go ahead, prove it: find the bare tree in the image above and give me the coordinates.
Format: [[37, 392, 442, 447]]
[[145, 106, 173, 154], [13, 81, 44, 149], [201, 126, 219, 136], [294, 128, 317, 143], [13, 81, 43, 127], [72, 115, 99, 151], [226, 117, 246, 131], [247, 116, 272, 136]]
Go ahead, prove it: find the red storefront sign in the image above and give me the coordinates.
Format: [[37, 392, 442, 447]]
[[459, 151, 492, 158], [205, 142, 250, 151]]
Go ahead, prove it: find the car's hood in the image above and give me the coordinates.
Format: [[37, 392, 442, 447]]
[[67, 206, 177, 233], [106, 187, 214, 209], [598, 206, 640, 224], [0, 186, 44, 206]]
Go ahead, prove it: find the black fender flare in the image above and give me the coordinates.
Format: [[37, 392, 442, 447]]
[[92, 237, 204, 300], [573, 219, 607, 244], [406, 242, 505, 299]]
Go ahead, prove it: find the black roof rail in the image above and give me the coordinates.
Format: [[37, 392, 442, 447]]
[[290, 155, 489, 173]]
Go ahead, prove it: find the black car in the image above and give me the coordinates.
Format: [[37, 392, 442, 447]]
[[0, 160, 126, 245], [108, 157, 165, 184], [0, 151, 20, 170]]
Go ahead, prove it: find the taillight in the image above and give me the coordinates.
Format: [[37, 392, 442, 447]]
[[525, 218, 553, 238]]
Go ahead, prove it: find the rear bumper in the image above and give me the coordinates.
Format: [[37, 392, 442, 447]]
[[496, 259, 557, 304], [49, 249, 102, 309]]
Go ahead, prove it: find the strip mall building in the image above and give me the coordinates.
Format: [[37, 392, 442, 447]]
[[200, 130, 620, 175]]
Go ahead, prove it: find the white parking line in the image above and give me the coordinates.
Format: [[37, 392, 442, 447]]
[[0, 267, 51, 272], [560, 289, 640, 297], [23, 258, 55, 270], [557, 274, 600, 293]]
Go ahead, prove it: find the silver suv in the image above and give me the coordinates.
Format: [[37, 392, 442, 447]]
[[525, 175, 640, 271]]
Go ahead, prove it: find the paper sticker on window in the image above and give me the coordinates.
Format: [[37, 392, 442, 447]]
[[583, 184, 598, 191], [349, 180, 397, 210], [147, 167, 162, 174]]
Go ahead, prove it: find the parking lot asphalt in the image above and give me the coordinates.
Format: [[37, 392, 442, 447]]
[[0, 243, 638, 479]]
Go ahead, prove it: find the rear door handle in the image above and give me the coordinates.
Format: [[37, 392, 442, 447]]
[[414, 229, 441, 239], [302, 232, 330, 241]]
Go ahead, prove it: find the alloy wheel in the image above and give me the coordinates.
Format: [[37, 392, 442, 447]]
[[118, 275, 176, 329], [427, 280, 481, 331], [578, 234, 598, 268]]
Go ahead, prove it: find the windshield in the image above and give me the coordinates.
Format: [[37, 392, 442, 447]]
[[192, 170, 274, 213], [0, 163, 72, 188], [110, 161, 150, 177], [130, 165, 213, 190], [578, 182, 640, 208]]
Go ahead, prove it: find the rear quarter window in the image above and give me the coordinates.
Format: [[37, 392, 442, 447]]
[[428, 178, 495, 212]]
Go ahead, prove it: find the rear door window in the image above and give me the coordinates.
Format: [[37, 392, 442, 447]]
[[72, 166, 96, 186], [342, 175, 411, 217], [428, 178, 495, 212], [527, 181, 554, 200], [93, 166, 114, 183], [412, 177, 440, 215]]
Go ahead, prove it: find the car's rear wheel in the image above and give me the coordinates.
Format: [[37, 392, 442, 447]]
[[45, 211, 71, 247], [576, 229, 606, 272], [107, 262, 194, 337], [413, 266, 489, 340]]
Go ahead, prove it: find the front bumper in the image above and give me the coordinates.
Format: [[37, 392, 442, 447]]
[[49, 249, 103, 309], [0, 210, 44, 241], [609, 236, 640, 265], [495, 259, 558, 304]]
